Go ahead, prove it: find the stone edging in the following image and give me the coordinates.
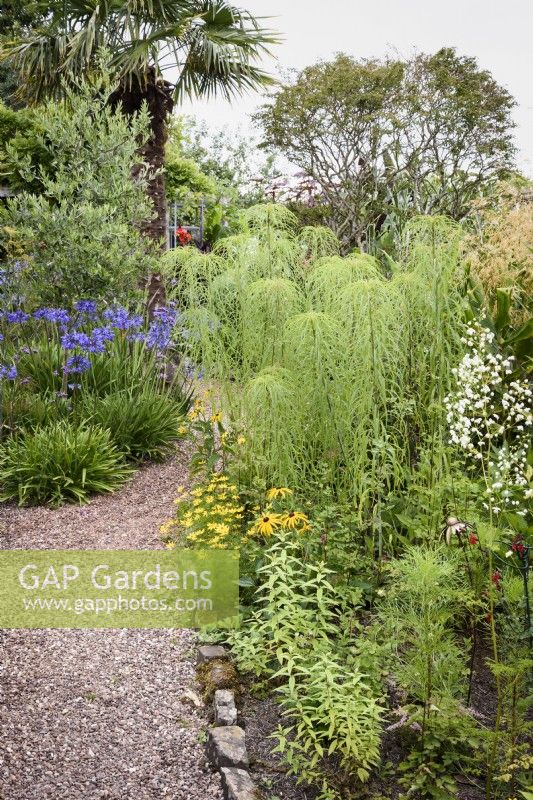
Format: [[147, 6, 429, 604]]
[[197, 645, 258, 800]]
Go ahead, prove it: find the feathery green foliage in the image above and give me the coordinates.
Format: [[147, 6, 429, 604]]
[[172, 207, 467, 518]]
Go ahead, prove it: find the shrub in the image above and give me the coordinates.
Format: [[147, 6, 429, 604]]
[[81, 388, 187, 462], [0, 421, 133, 506], [0, 74, 155, 305]]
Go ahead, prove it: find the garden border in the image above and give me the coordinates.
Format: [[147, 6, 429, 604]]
[[196, 645, 259, 800]]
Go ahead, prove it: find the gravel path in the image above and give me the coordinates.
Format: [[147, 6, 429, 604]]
[[0, 452, 223, 800]]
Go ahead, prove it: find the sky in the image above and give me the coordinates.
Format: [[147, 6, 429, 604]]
[[177, 0, 533, 177]]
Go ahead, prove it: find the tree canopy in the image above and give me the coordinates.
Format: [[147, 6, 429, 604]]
[[256, 49, 516, 251]]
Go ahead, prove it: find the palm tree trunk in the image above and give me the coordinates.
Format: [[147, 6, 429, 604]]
[[110, 67, 174, 312]]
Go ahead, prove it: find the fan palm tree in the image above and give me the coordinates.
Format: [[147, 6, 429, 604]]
[[1, 0, 277, 303]]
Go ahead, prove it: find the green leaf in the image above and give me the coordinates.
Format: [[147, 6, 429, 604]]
[[494, 287, 512, 333]]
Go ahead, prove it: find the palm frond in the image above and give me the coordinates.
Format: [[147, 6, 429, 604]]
[[0, 0, 279, 103]]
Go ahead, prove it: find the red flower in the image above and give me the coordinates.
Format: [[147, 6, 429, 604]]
[[175, 226, 192, 246], [511, 536, 526, 558], [491, 570, 502, 589], [469, 533, 478, 546]]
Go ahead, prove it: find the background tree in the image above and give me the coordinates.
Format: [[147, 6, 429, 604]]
[[257, 50, 516, 252], [0, 1, 47, 107], [1, 0, 277, 303]]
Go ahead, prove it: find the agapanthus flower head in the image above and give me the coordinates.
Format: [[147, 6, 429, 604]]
[[61, 331, 92, 351], [127, 332, 147, 343], [87, 327, 114, 353], [33, 307, 71, 326], [5, 310, 29, 324], [63, 355, 91, 374], [75, 300, 98, 316], [146, 307, 178, 351], [103, 307, 143, 331], [0, 364, 17, 380], [153, 306, 179, 325]]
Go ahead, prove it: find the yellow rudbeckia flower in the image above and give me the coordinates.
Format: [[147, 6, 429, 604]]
[[253, 513, 283, 536], [281, 511, 310, 530], [266, 487, 293, 501]]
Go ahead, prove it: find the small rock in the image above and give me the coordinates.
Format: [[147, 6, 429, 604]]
[[197, 645, 228, 664], [198, 659, 239, 701], [209, 661, 238, 691], [206, 727, 248, 770], [220, 767, 256, 800], [181, 688, 204, 708], [214, 690, 237, 726]]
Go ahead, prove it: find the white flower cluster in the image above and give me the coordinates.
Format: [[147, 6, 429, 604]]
[[444, 324, 532, 516]]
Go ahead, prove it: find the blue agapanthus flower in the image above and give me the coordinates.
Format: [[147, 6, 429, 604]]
[[61, 331, 92, 351], [63, 355, 91, 374], [75, 300, 98, 315], [91, 326, 114, 346], [33, 308, 71, 326], [5, 310, 29, 324], [0, 364, 17, 380], [146, 306, 179, 351], [127, 332, 147, 344], [103, 308, 143, 331]]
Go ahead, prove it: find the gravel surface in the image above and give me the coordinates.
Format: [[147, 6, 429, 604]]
[[0, 450, 224, 800], [0, 450, 191, 550]]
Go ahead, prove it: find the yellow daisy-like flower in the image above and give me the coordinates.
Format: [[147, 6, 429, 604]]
[[178, 425, 188, 435], [281, 511, 310, 530], [253, 513, 283, 537], [211, 412, 222, 424], [266, 487, 293, 501], [165, 541, 176, 550], [237, 436, 246, 446]]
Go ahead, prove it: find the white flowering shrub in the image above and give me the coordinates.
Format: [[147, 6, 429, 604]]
[[444, 324, 532, 516]]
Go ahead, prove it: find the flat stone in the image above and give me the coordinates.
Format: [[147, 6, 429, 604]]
[[206, 726, 249, 770], [214, 689, 237, 726], [197, 645, 228, 664], [220, 767, 257, 800]]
